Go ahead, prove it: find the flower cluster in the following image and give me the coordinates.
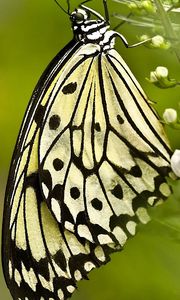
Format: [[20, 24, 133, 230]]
[[128, 0, 156, 15], [148, 66, 178, 88]]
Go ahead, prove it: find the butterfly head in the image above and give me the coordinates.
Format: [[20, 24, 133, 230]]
[[70, 7, 112, 49], [70, 8, 89, 25]]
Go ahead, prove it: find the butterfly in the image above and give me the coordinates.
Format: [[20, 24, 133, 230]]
[[2, 1, 173, 299]]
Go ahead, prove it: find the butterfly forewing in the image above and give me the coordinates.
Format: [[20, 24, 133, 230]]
[[39, 44, 172, 248]]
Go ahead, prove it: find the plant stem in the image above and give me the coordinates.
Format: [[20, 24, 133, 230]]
[[153, 0, 180, 63]]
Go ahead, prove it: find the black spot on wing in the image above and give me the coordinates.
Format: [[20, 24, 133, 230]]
[[111, 184, 123, 199], [62, 82, 77, 94], [49, 114, 61, 130], [53, 158, 64, 171], [70, 187, 80, 199], [129, 165, 142, 177], [34, 104, 45, 126], [117, 114, 124, 124], [94, 122, 101, 132], [91, 198, 103, 211]]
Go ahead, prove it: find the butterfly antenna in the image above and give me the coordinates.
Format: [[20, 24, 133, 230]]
[[80, 0, 92, 5], [103, 0, 110, 24], [80, 0, 110, 24], [54, 0, 70, 15], [67, 0, 70, 14], [113, 12, 132, 31]]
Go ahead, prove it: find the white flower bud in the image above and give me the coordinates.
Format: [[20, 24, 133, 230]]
[[156, 66, 169, 78], [171, 150, 180, 177], [150, 66, 168, 82], [140, 34, 149, 42], [163, 108, 177, 124], [150, 35, 170, 49], [151, 35, 164, 47], [148, 66, 177, 88]]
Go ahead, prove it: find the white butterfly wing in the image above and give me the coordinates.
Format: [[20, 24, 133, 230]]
[[39, 45, 172, 248], [3, 41, 114, 300]]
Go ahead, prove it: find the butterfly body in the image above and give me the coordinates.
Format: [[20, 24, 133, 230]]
[[2, 3, 172, 300]]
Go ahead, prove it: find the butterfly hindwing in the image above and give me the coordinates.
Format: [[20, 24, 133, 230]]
[[3, 41, 115, 300]]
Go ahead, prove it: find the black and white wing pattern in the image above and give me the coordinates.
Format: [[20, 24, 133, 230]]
[[2, 4, 173, 300], [39, 45, 172, 247]]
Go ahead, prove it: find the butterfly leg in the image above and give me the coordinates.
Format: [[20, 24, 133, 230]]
[[80, 4, 105, 20], [80, 0, 92, 6], [115, 32, 152, 48], [113, 13, 132, 30], [80, 0, 110, 23]]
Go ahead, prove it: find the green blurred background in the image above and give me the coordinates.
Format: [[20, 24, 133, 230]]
[[0, 0, 180, 299]]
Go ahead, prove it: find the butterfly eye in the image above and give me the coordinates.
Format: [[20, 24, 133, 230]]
[[71, 9, 88, 24]]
